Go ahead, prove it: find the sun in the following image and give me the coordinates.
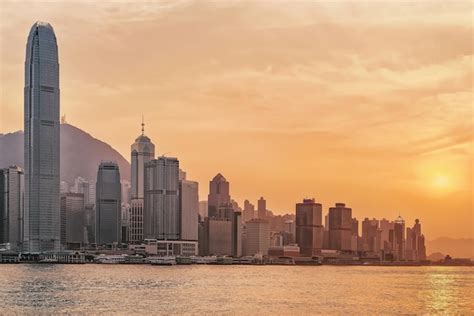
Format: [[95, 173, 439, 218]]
[[432, 174, 451, 190]]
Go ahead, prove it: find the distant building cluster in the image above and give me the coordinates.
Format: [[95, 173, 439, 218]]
[[0, 21, 427, 265]]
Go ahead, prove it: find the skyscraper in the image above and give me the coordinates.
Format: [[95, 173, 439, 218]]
[[24, 21, 61, 252], [128, 122, 155, 243], [393, 215, 405, 261], [257, 197, 266, 219], [131, 120, 155, 200], [0, 166, 24, 250], [243, 199, 255, 222], [60, 192, 85, 249], [180, 177, 199, 241], [95, 161, 121, 245], [362, 218, 379, 252], [207, 173, 230, 218], [144, 157, 180, 240], [328, 203, 353, 251], [295, 198, 324, 256]]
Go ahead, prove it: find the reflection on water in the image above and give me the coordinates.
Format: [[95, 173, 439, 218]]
[[0, 265, 472, 314]]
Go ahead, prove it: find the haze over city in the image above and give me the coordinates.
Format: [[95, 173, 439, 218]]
[[1, 1, 472, 241]]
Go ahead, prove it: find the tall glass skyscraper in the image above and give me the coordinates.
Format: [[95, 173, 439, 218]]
[[96, 161, 122, 245], [24, 21, 61, 252]]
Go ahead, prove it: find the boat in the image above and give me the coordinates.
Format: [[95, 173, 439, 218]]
[[176, 256, 192, 265], [95, 254, 127, 264], [149, 256, 177, 266]]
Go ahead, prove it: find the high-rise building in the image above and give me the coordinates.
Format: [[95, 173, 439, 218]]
[[84, 203, 95, 244], [60, 181, 69, 194], [405, 219, 426, 261], [180, 178, 199, 241], [129, 199, 144, 244], [72, 177, 90, 204], [128, 123, 155, 244], [95, 161, 121, 245], [244, 218, 270, 256], [207, 173, 230, 218], [328, 203, 353, 251], [362, 218, 379, 252], [24, 21, 61, 252], [295, 198, 324, 256], [198, 201, 208, 220], [60, 193, 85, 249], [243, 200, 255, 222], [144, 157, 180, 240], [0, 166, 24, 250], [131, 121, 155, 200], [203, 217, 232, 256], [257, 197, 266, 219], [392, 215, 405, 261]]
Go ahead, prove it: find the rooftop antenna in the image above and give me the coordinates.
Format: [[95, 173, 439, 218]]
[[141, 115, 145, 135]]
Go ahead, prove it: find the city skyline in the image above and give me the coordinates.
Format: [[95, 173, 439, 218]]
[[0, 1, 472, 241]]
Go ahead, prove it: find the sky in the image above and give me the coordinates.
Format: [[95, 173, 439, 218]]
[[0, 1, 472, 239]]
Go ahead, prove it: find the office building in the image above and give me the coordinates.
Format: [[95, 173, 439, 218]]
[[24, 21, 61, 252], [129, 199, 144, 244], [244, 218, 270, 256], [72, 177, 91, 204], [180, 178, 199, 241], [96, 161, 122, 245], [144, 157, 180, 240], [243, 200, 255, 222], [0, 166, 24, 250], [392, 215, 405, 261], [198, 201, 208, 220], [207, 173, 230, 218], [328, 203, 353, 251], [84, 203, 95, 244], [257, 197, 266, 219], [362, 218, 379, 252], [60, 193, 85, 249], [131, 121, 155, 199], [128, 123, 155, 244], [295, 198, 324, 256], [204, 217, 232, 256]]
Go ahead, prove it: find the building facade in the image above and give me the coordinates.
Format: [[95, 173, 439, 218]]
[[295, 198, 324, 256], [328, 203, 353, 251], [144, 157, 180, 240], [244, 218, 270, 256], [180, 179, 199, 241], [207, 173, 230, 218], [257, 197, 266, 219], [60, 193, 85, 248], [95, 161, 122, 245], [24, 21, 61, 252], [0, 166, 24, 250]]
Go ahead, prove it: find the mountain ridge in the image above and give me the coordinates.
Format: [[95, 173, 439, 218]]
[[0, 123, 130, 184]]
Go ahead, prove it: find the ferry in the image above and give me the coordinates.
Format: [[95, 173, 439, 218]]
[[95, 254, 127, 264], [149, 256, 177, 266], [191, 256, 217, 264]]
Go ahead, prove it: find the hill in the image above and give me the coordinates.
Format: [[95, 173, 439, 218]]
[[427, 237, 474, 259], [0, 123, 130, 184]]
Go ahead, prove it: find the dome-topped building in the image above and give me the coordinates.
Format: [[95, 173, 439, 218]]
[[131, 119, 155, 199]]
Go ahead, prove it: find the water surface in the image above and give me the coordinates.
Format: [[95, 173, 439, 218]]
[[0, 265, 472, 314]]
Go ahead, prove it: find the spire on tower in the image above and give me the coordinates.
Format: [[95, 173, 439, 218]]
[[141, 115, 145, 135]]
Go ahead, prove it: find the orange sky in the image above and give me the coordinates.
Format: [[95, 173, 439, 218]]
[[0, 1, 472, 239]]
